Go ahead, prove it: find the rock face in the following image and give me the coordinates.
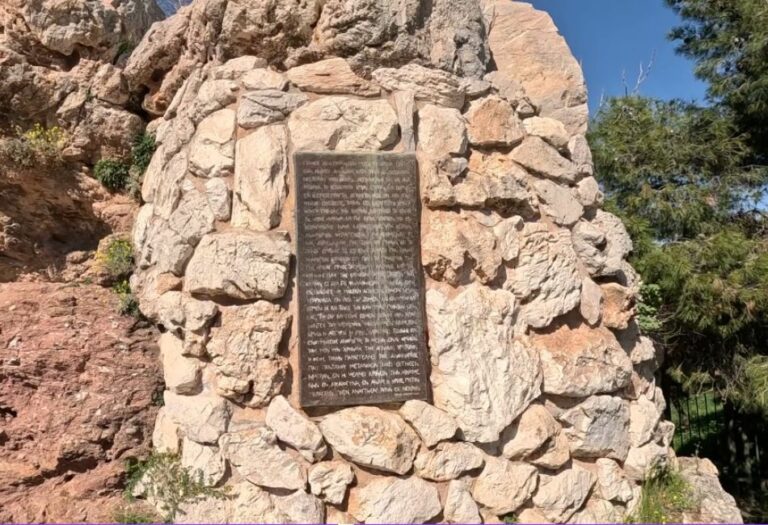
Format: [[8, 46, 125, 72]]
[[0, 283, 162, 522], [123, 0, 737, 523]]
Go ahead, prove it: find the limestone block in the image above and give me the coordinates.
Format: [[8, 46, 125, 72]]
[[373, 64, 465, 108], [471, 457, 538, 515], [266, 395, 327, 462], [444, 479, 482, 524], [426, 285, 542, 443], [163, 391, 230, 445], [523, 116, 569, 150], [349, 477, 442, 524], [188, 108, 236, 178], [180, 438, 226, 486], [414, 442, 485, 481], [399, 400, 458, 448], [204, 178, 232, 221], [286, 58, 380, 96], [596, 458, 634, 503], [237, 89, 307, 128], [241, 68, 289, 91], [601, 282, 637, 330], [532, 178, 584, 227], [510, 136, 578, 183], [308, 461, 355, 505], [319, 407, 420, 475], [558, 395, 631, 461], [184, 231, 291, 300], [159, 332, 201, 395], [417, 104, 467, 157], [532, 465, 595, 523], [465, 95, 525, 147], [152, 407, 180, 454]]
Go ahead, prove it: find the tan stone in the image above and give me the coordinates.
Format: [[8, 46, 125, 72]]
[[152, 407, 180, 454], [414, 442, 485, 481], [349, 476, 442, 524], [418, 104, 468, 156], [427, 285, 542, 443], [180, 438, 226, 486], [188, 108, 236, 178], [558, 395, 631, 461], [266, 395, 327, 462], [372, 64, 465, 108], [399, 400, 458, 448], [532, 465, 595, 523], [471, 457, 538, 515], [232, 124, 288, 231], [596, 458, 633, 503], [500, 404, 558, 459], [288, 96, 398, 151], [163, 391, 230, 445], [580, 277, 603, 326], [286, 58, 380, 96], [465, 95, 525, 146], [220, 424, 306, 490], [533, 178, 584, 227], [510, 136, 578, 183], [523, 116, 569, 150], [159, 332, 201, 395], [319, 407, 420, 475], [309, 461, 354, 505], [601, 283, 637, 330], [237, 89, 307, 128], [444, 479, 482, 524], [241, 68, 289, 91]]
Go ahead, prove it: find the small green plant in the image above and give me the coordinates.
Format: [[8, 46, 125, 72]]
[[112, 504, 160, 524], [0, 123, 67, 168], [99, 238, 134, 279], [125, 453, 229, 522], [636, 283, 663, 333], [501, 512, 518, 523], [116, 40, 136, 58], [94, 159, 131, 191], [627, 466, 696, 523], [127, 132, 156, 200], [114, 279, 140, 317]]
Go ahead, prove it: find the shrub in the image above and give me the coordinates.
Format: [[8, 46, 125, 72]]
[[0, 123, 67, 168], [125, 453, 229, 522], [112, 505, 160, 524], [99, 238, 134, 279], [628, 466, 696, 523], [131, 132, 156, 174], [94, 159, 131, 191], [114, 280, 140, 317]]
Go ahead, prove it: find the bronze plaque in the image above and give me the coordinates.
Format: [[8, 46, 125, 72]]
[[295, 152, 429, 407]]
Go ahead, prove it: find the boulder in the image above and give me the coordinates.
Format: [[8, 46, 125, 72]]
[[219, 424, 306, 490], [349, 476, 442, 524], [679, 457, 744, 524], [188, 108, 236, 178], [308, 461, 355, 505], [558, 395, 631, 461], [523, 116, 569, 150], [286, 58, 380, 96], [204, 178, 232, 221], [373, 64, 465, 108], [592, 210, 633, 277], [464, 95, 525, 146], [444, 479, 482, 524], [601, 283, 637, 330], [232, 124, 289, 231], [500, 404, 558, 459], [207, 302, 291, 406], [426, 285, 542, 442], [163, 391, 230, 445], [318, 407, 420, 475], [417, 104, 468, 157], [288, 96, 398, 151], [414, 442, 485, 481], [241, 68, 289, 91], [471, 457, 538, 515], [236, 89, 308, 128], [266, 395, 327, 462], [629, 395, 662, 447], [152, 407, 181, 454], [159, 332, 201, 394], [399, 400, 459, 448], [184, 230, 291, 300], [532, 178, 584, 227], [595, 458, 634, 503], [510, 136, 578, 183], [531, 323, 633, 397], [568, 135, 594, 176], [180, 438, 226, 486], [532, 465, 595, 523]]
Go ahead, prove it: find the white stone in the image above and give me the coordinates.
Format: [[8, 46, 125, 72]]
[[188, 108, 236, 178], [558, 396, 631, 461], [163, 391, 230, 445], [180, 438, 226, 486], [414, 442, 485, 481], [580, 277, 603, 326], [159, 331, 201, 394], [288, 96, 398, 151], [505, 223, 581, 328], [532, 465, 596, 523], [568, 134, 594, 176], [372, 64, 465, 108], [629, 395, 662, 447], [393, 90, 416, 150], [308, 461, 355, 505], [531, 324, 633, 397], [232, 124, 288, 231], [465, 95, 525, 147], [572, 220, 608, 275], [349, 476, 442, 524], [533, 178, 584, 227], [319, 407, 420, 475], [426, 285, 542, 443], [237, 89, 307, 128], [185, 231, 291, 300], [167, 185, 216, 245], [596, 458, 634, 503], [500, 404, 558, 460], [220, 424, 306, 490], [286, 58, 380, 96], [444, 479, 482, 524], [624, 442, 668, 481], [266, 395, 327, 462], [523, 116, 569, 150], [152, 407, 180, 454], [417, 104, 467, 157], [204, 178, 231, 221], [593, 210, 633, 276], [399, 400, 458, 448], [576, 176, 603, 207], [241, 68, 289, 91], [510, 136, 578, 183], [471, 457, 538, 515]]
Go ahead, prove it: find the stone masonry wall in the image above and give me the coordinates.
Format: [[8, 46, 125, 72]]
[[129, 1, 738, 523]]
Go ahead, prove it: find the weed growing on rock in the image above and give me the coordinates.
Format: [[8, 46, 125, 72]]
[[94, 159, 131, 191], [127, 132, 156, 200], [99, 238, 134, 279], [112, 504, 160, 524], [125, 452, 229, 522], [0, 123, 66, 168], [114, 280, 140, 317], [628, 466, 696, 523]]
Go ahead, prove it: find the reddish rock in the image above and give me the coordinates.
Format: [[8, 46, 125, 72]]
[[0, 282, 162, 522]]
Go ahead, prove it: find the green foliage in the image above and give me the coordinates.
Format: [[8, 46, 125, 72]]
[[94, 159, 131, 191], [116, 40, 136, 58], [501, 512, 518, 523], [99, 238, 134, 279], [114, 280, 140, 317], [0, 123, 66, 168], [112, 505, 160, 524], [627, 466, 696, 523], [124, 453, 229, 522], [667, 0, 768, 154], [131, 132, 156, 174], [637, 283, 663, 333]]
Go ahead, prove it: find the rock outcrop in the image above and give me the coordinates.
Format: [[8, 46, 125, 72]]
[[0, 282, 162, 522], [123, 0, 742, 523]]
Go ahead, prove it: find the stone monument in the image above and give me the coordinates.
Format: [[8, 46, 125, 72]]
[[128, 0, 742, 522]]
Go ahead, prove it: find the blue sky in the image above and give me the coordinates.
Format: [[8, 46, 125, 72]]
[[529, 0, 708, 113]]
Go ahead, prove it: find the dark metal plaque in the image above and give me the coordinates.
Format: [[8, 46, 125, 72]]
[[295, 152, 429, 407]]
